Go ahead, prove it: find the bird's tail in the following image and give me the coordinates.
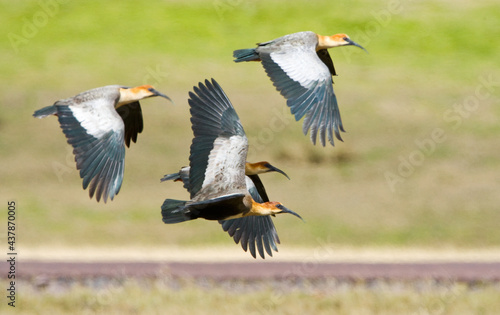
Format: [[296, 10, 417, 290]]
[[161, 199, 195, 224], [161, 166, 190, 190], [160, 173, 180, 182], [33, 105, 57, 118], [233, 48, 259, 62]]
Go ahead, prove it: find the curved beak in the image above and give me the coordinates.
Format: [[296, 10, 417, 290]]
[[281, 206, 304, 221], [149, 88, 174, 104], [265, 163, 290, 180], [344, 38, 368, 53]]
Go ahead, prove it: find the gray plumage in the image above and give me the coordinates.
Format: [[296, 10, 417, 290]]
[[33, 84, 169, 202], [234, 31, 344, 146], [161, 79, 281, 258]]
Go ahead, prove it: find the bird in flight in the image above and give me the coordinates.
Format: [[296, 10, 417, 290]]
[[161, 79, 302, 258], [234, 31, 366, 146], [162, 161, 290, 258], [33, 84, 172, 202]]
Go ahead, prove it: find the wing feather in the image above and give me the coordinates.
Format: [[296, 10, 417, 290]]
[[218, 176, 280, 258], [257, 34, 343, 146], [188, 79, 248, 199], [116, 101, 144, 148], [57, 105, 125, 202]]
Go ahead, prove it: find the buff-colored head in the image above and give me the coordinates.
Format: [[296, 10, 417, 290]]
[[317, 33, 367, 52], [118, 85, 172, 107], [250, 200, 303, 220], [245, 161, 290, 179]]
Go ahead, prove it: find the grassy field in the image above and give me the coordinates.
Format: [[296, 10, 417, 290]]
[[2, 279, 500, 315], [1, 0, 500, 253]]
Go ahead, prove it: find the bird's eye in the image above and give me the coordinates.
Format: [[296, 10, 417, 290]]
[[343, 37, 349, 41]]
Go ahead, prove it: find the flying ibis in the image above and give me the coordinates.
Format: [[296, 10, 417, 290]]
[[162, 161, 289, 198], [162, 161, 290, 258], [233, 31, 366, 146], [161, 79, 302, 258], [33, 84, 172, 202]]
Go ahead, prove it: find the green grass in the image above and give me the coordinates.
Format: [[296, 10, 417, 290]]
[[1, 0, 500, 250], [2, 279, 499, 314]]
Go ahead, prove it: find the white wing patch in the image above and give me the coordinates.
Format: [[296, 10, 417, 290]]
[[70, 99, 124, 139], [197, 134, 248, 200], [270, 47, 330, 89]]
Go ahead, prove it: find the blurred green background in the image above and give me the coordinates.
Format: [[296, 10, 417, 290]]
[[1, 0, 499, 254]]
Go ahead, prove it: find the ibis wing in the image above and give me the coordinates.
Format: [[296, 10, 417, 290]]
[[116, 101, 144, 147], [163, 162, 280, 258], [316, 49, 337, 77], [219, 176, 280, 259], [259, 45, 343, 146], [188, 79, 248, 198], [220, 215, 280, 258], [56, 101, 125, 202]]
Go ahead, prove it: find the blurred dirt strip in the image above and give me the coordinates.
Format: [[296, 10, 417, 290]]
[[5, 261, 500, 282]]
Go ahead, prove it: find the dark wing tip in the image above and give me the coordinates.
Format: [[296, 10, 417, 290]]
[[220, 216, 279, 259]]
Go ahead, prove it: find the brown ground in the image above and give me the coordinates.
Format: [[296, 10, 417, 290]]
[[10, 261, 500, 283]]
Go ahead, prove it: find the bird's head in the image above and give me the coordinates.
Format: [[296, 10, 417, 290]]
[[264, 202, 303, 221], [317, 33, 367, 52], [245, 161, 290, 179], [118, 85, 172, 106]]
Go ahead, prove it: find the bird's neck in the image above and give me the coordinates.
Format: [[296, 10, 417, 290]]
[[116, 87, 147, 108], [245, 162, 266, 175], [316, 34, 341, 50], [248, 200, 277, 216]]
